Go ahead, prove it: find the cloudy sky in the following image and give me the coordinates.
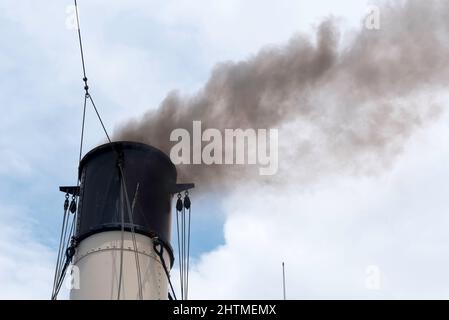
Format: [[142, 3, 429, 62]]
[[1, 0, 449, 299]]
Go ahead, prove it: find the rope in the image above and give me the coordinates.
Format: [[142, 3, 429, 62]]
[[74, 0, 87, 82], [153, 239, 177, 300], [74, 0, 112, 146], [182, 206, 187, 299], [183, 194, 191, 300], [175, 192, 192, 300], [181, 205, 185, 299], [130, 183, 144, 299], [119, 166, 144, 300], [52, 256, 71, 300], [51, 199, 69, 299], [54, 4, 86, 300], [175, 196, 183, 298], [117, 182, 125, 300], [87, 94, 112, 144], [51, 198, 78, 300], [78, 94, 87, 163], [186, 204, 191, 300]]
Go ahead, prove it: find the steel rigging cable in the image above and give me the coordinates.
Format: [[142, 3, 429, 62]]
[[51, 0, 114, 300], [176, 192, 192, 300]]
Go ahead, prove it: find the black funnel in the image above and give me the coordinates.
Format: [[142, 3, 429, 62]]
[[61, 141, 193, 246]]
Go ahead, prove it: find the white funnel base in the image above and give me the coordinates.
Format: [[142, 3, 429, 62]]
[[70, 231, 171, 300]]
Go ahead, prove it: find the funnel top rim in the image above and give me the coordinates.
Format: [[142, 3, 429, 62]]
[[79, 141, 174, 172]]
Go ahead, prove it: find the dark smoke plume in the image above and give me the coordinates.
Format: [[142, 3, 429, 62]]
[[114, 0, 449, 190]]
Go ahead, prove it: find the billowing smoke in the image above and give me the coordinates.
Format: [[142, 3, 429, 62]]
[[114, 0, 449, 190]]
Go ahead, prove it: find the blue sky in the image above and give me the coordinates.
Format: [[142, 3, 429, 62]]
[[2, 0, 449, 299]]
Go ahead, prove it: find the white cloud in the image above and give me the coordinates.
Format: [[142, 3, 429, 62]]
[[188, 111, 449, 299], [0, 205, 55, 299]]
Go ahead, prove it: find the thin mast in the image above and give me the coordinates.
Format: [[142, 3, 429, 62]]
[[282, 262, 286, 300]]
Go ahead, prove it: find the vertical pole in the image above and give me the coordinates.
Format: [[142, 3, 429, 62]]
[[282, 262, 286, 300]]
